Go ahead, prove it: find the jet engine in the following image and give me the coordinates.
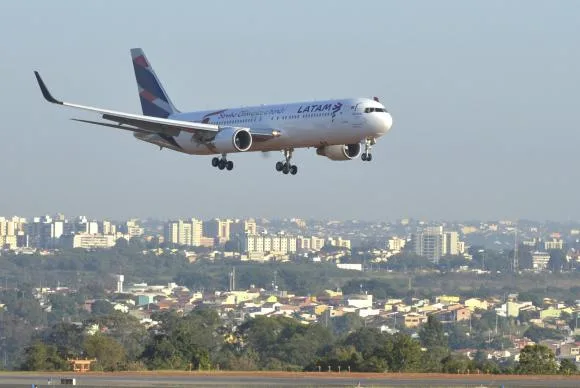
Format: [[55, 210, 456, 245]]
[[316, 144, 362, 161], [212, 127, 253, 153]]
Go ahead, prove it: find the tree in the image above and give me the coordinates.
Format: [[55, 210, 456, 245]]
[[421, 345, 449, 372], [20, 342, 66, 371], [419, 315, 447, 349], [418, 315, 449, 372], [343, 328, 388, 359], [42, 323, 84, 359], [239, 316, 333, 370], [389, 333, 422, 372], [548, 250, 567, 273], [83, 334, 126, 371], [523, 326, 564, 343], [516, 344, 558, 375], [559, 358, 577, 375], [441, 354, 473, 374], [330, 313, 364, 336], [91, 300, 115, 315]]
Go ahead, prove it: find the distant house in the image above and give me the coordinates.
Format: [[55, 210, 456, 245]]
[[558, 343, 580, 359], [464, 298, 489, 311], [404, 313, 427, 328], [540, 307, 562, 320]]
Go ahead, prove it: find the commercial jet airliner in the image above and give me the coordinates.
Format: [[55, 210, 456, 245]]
[[34, 48, 393, 175]]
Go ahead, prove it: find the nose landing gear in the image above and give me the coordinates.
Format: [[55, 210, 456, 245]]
[[361, 137, 375, 162]]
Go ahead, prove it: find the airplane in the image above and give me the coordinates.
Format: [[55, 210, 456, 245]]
[[34, 48, 393, 175]]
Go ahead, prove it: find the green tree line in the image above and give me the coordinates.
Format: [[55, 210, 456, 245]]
[[20, 312, 577, 375]]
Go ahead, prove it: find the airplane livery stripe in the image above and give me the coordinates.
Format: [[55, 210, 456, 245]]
[[133, 55, 149, 68], [139, 96, 170, 118], [132, 64, 169, 104], [139, 89, 157, 102]]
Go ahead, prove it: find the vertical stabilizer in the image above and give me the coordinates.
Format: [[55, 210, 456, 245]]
[[130, 48, 179, 118]]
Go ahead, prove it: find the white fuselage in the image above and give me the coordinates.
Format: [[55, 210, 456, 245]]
[[168, 97, 393, 155]]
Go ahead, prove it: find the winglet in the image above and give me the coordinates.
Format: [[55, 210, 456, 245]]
[[34, 71, 63, 104]]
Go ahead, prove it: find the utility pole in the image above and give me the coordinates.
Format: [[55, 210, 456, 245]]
[[512, 224, 519, 274], [469, 314, 472, 334]]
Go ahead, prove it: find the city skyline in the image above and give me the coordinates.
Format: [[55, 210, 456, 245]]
[[2, 1, 579, 220]]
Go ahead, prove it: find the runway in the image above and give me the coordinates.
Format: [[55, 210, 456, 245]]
[[0, 371, 579, 387]]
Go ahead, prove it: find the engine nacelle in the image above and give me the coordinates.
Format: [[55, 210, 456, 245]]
[[316, 143, 362, 161], [211, 127, 253, 153]]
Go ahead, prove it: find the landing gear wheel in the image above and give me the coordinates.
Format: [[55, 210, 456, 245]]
[[362, 138, 375, 162], [212, 157, 220, 167], [226, 161, 234, 171], [290, 165, 298, 175], [275, 161, 284, 171], [282, 164, 290, 174], [218, 160, 226, 170]]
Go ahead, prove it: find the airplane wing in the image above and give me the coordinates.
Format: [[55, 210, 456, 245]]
[[34, 71, 280, 141]]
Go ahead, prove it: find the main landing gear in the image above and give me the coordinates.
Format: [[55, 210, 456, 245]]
[[275, 149, 298, 175], [211, 154, 234, 171], [361, 137, 375, 162]]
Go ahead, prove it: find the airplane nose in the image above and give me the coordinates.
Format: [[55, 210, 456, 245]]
[[383, 112, 393, 132]]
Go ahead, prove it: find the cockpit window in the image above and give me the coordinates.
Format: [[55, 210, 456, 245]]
[[364, 107, 387, 113]]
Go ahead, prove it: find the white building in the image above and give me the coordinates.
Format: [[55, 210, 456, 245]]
[[27, 215, 66, 248], [204, 218, 233, 243], [165, 219, 203, 247], [387, 237, 406, 252], [532, 251, 551, 271], [244, 233, 297, 254], [328, 237, 351, 249], [71, 233, 116, 249], [544, 238, 564, 251], [230, 219, 257, 236], [124, 219, 144, 239], [411, 227, 465, 262]]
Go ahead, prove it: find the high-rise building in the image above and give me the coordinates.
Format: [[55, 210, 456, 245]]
[[100, 220, 117, 235], [76, 216, 99, 235], [328, 237, 351, 249], [387, 237, 406, 252], [27, 215, 66, 248], [544, 238, 564, 251], [443, 231, 459, 255], [165, 219, 203, 247], [531, 251, 550, 270], [0, 216, 26, 249], [244, 233, 297, 254], [311, 236, 326, 251], [204, 218, 233, 243], [411, 226, 444, 263], [411, 227, 465, 262], [297, 236, 311, 251], [230, 219, 257, 236], [124, 219, 144, 239]]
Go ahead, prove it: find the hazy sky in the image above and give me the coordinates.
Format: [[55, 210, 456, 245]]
[[1, 1, 578, 221]]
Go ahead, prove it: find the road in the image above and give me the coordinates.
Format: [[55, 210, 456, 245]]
[[0, 371, 579, 387]]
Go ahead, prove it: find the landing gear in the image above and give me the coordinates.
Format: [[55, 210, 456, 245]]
[[361, 137, 375, 162], [212, 154, 234, 171], [361, 153, 372, 161], [275, 149, 298, 175]]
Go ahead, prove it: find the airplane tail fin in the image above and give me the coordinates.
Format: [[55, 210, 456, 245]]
[[130, 48, 179, 118]]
